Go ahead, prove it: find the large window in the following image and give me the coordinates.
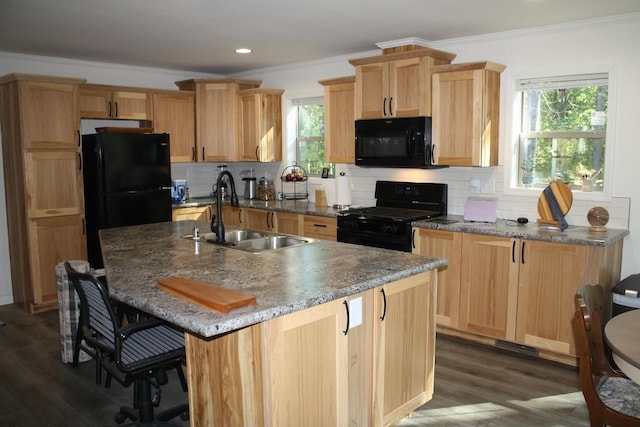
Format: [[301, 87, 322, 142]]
[[517, 74, 608, 191], [294, 97, 333, 176]]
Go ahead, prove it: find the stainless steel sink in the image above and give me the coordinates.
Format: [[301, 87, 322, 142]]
[[213, 229, 267, 243], [185, 228, 311, 252], [235, 235, 308, 252]]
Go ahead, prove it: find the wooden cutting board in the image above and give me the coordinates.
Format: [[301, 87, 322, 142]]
[[537, 182, 573, 225], [158, 277, 257, 313]]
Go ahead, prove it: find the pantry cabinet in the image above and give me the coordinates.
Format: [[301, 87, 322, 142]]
[[412, 228, 462, 328], [175, 78, 261, 162], [80, 83, 151, 120], [0, 73, 87, 313], [431, 61, 505, 167], [152, 90, 196, 162], [349, 47, 455, 119], [319, 76, 356, 163], [238, 88, 284, 162]]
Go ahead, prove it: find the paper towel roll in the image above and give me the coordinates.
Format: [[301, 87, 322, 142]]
[[334, 173, 352, 208]]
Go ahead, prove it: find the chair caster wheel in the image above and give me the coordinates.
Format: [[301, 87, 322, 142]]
[[115, 413, 127, 424], [180, 412, 190, 421]]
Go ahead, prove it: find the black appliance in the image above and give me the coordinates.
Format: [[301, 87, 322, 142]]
[[337, 181, 447, 252], [355, 116, 445, 169], [82, 132, 172, 268]]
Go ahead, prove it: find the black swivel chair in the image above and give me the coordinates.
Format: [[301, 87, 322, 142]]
[[64, 262, 189, 424]]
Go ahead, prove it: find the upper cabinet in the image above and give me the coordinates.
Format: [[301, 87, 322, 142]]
[[349, 46, 456, 119], [175, 78, 262, 162], [432, 61, 505, 167], [238, 88, 283, 162], [80, 83, 151, 120], [319, 76, 355, 164], [152, 90, 196, 162]]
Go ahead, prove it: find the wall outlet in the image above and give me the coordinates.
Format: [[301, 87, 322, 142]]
[[349, 296, 363, 328], [470, 179, 481, 194]]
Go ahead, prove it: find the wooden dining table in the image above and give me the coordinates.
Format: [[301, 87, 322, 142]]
[[605, 309, 640, 384]]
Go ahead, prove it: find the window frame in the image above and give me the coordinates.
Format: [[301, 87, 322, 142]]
[[291, 96, 333, 177], [505, 64, 618, 201]]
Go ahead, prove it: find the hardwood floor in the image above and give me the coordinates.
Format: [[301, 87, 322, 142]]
[[0, 304, 589, 426]]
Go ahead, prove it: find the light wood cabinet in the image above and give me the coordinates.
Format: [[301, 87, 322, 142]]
[[319, 76, 355, 163], [245, 208, 276, 232], [432, 61, 505, 167], [349, 47, 455, 119], [239, 88, 284, 162], [220, 205, 245, 227], [80, 83, 151, 120], [459, 233, 519, 340], [172, 206, 212, 222], [152, 91, 196, 162], [412, 228, 462, 328], [303, 215, 337, 241], [374, 272, 436, 426], [0, 73, 87, 313], [175, 79, 261, 162], [275, 212, 302, 236]]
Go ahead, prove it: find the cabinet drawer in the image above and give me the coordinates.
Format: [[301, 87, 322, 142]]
[[303, 215, 337, 241], [172, 206, 212, 222]]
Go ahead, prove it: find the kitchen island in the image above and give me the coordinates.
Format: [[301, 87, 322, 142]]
[[100, 220, 446, 426]]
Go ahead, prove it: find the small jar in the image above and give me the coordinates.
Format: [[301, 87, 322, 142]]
[[257, 178, 276, 201]]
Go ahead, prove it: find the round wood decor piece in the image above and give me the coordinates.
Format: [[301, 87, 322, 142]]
[[587, 206, 609, 232], [537, 182, 573, 223]]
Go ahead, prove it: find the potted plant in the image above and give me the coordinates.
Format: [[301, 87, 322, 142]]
[[521, 162, 535, 187]]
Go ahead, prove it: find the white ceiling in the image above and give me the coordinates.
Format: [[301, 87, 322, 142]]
[[2, 0, 640, 75]]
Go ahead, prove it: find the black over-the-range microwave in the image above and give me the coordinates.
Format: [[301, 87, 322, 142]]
[[354, 116, 446, 169]]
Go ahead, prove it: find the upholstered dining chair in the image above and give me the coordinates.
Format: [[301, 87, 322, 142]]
[[64, 262, 189, 424], [572, 283, 640, 426]]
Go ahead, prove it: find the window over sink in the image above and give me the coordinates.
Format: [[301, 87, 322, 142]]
[[293, 96, 334, 177]]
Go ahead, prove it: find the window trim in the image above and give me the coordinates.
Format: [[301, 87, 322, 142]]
[[504, 64, 618, 201]]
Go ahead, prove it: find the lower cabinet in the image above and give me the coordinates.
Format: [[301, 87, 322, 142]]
[[221, 205, 244, 227], [414, 227, 624, 363], [274, 212, 302, 235], [303, 215, 337, 241], [184, 271, 436, 426], [172, 206, 212, 222], [244, 208, 276, 231]]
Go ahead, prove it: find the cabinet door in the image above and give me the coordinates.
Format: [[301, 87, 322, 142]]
[[355, 63, 388, 119], [374, 271, 436, 426], [516, 240, 588, 356], [432, 67, 500, 167], [388, 57, 428, 117], [28, 215, 86, 312], [324, 80, 355, 163], [172, 206, 212, 222], [459, 233, 519, 340], [275, 212, 301, 236], [79, 85, 113, 119], [153, 92, 196, 162], [20, 80, 80, 149], [221, 205, 244, 227], [111, 89, 151, 120], [239, 92, 283, 162], [245, 209, 276, 231], [265, 298, 349, 427], [24, 151, 83, 218], [197, 82, 239, 162], [303, 215, 337, 241], [413, 228, 462, 328]]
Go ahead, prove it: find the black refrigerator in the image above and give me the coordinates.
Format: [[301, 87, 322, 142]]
[[82, 132, 173, 269]]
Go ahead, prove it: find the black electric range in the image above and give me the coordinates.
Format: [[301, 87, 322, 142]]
[[337, 181, 447, 252]]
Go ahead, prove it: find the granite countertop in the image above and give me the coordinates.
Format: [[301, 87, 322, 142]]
[[173, 197, 340, 218], [175, 199, 629, 246], [100, 220, 446, 338], [413, 215, 629, 246]]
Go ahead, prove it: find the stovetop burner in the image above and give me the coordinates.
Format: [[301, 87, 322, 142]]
[[340, 206, 441, 222]]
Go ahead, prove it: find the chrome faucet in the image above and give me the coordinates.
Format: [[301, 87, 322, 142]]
[[210, 170, 239, 243]]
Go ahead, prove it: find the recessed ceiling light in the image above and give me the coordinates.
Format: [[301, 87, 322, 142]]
[[235, 48, 253, 54]]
